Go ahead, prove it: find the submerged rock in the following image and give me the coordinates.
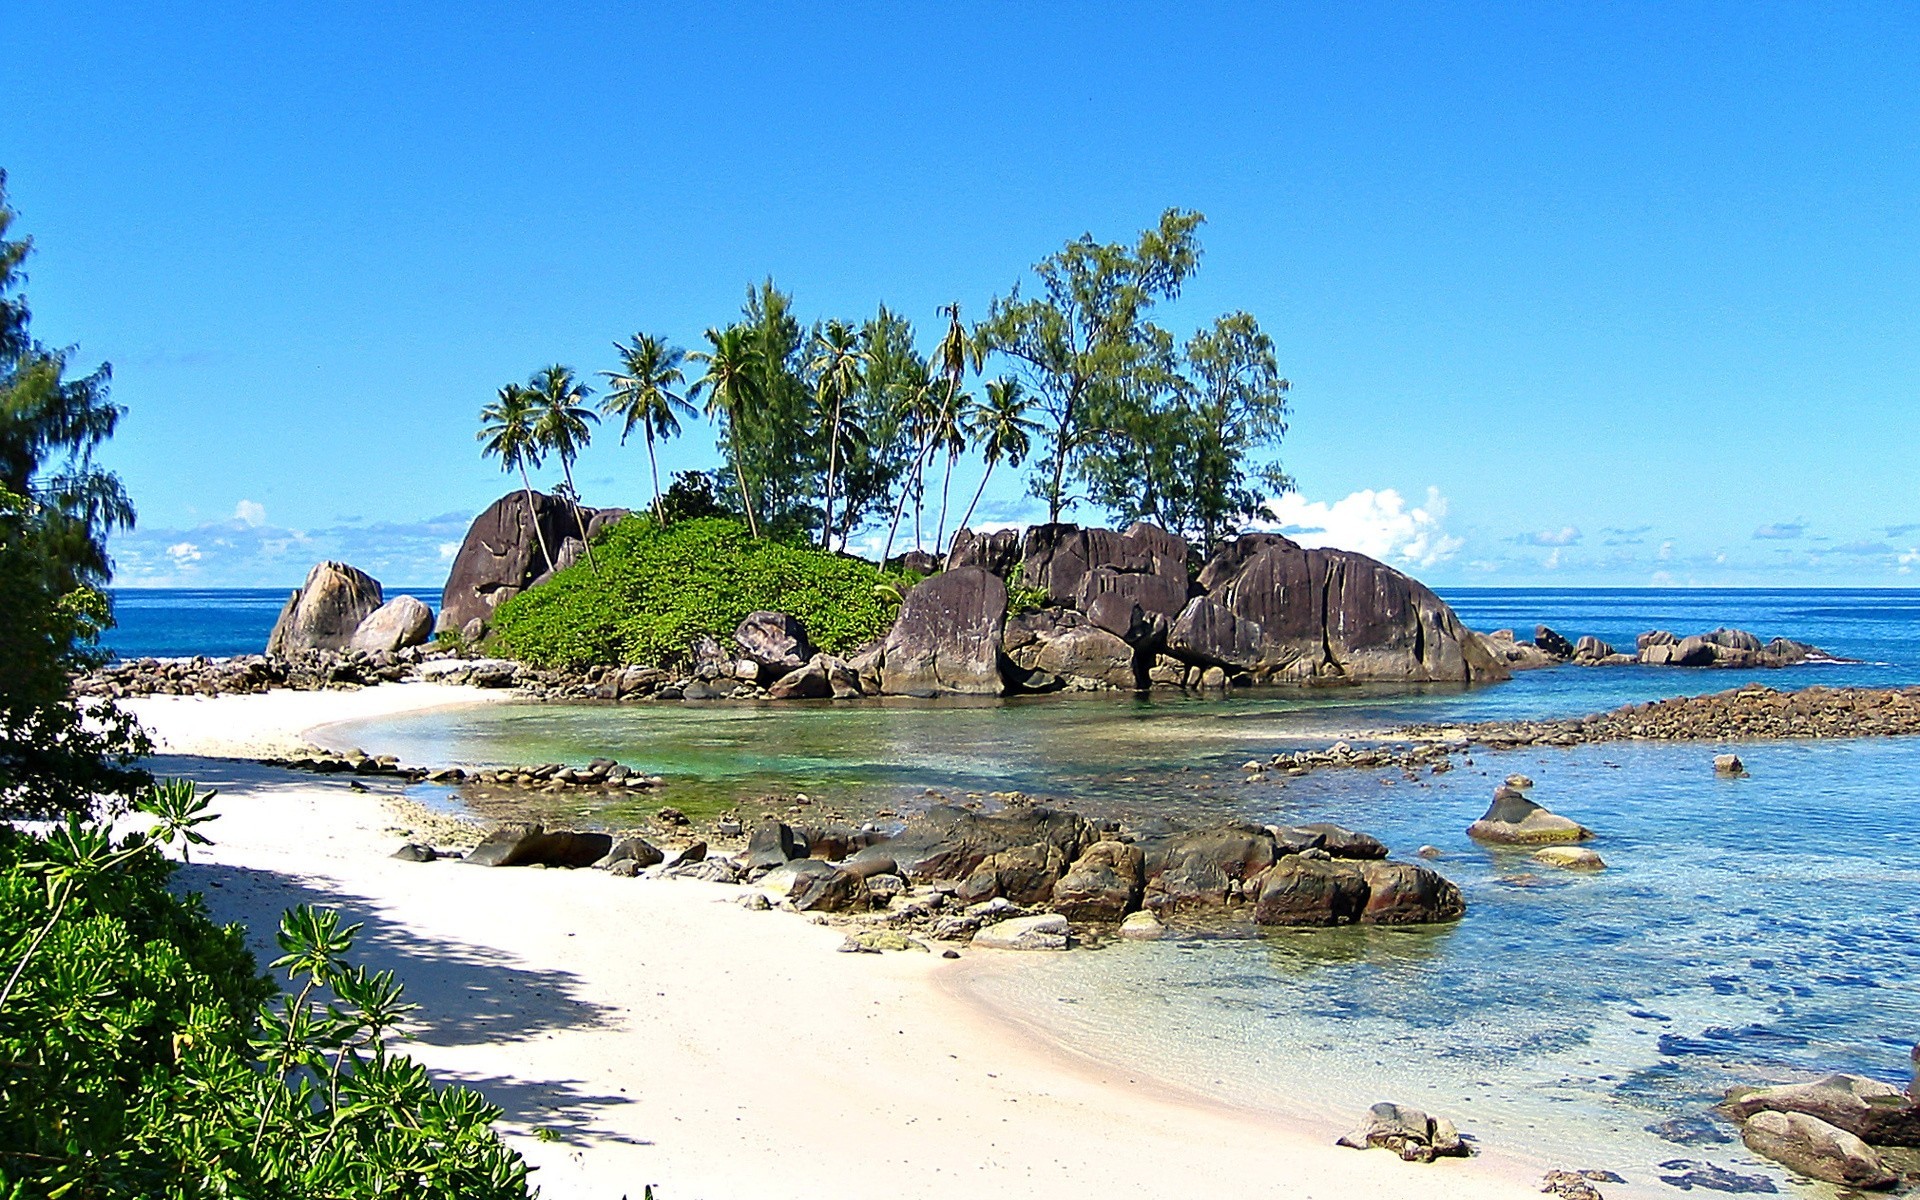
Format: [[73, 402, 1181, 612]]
[[1533, 846, 1606, 871], [1467, 785, 1593, 844], [970, 913, 1070, 951], [1724, 1073, 1920, 1146], [1740, 1110, 1897, 1189]]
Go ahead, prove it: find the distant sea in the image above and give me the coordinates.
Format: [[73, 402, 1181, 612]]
[[104, 587, 444, 659]]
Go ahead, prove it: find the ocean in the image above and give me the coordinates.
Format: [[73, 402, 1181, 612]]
[[108, 585, 1920, 1194]]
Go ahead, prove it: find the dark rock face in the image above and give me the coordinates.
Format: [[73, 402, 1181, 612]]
[[464, 824, 613, 868], [1252, 856, 1371, 925], [349, 595, 434, 654], [763, 859, 871, 912], [1021, 522, 1190, 638], [1358, 861, 1467, 924], [1740, 1111, 1897, 1189], [267, 562, 384, 655], [1002, 609, 1137, 691], [438, 490, 608, 636], [1141, 822, 1277, 911], [735, 611, 813, 670], [878, 567, 1008, 696], [1189, 537, 1507, 684], [744, 820, 804, 871], [1291, 822, 1389, 860], [957, 842, 1069, 906], [1467, 785, 1593, 844], [946, 527, 1022, 577], [592, 837, 664, 871], [849, 804, 1095, 885], [767, 656, 832, 700], [1140, 821, 1462, 926], [1535, 625, 1576, 658]]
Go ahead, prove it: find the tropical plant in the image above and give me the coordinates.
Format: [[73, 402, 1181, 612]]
[[1180, 311, 1292, 552], [476, 382, 556, 576], [979, 208, 1203, 523], [689, 325, 766, 539], [527, 363, 600, 570], [927, 302, 981, 553], [600, 333, 694, 523], [956, 377, 1039, 535], [805, 319, 868, 549]]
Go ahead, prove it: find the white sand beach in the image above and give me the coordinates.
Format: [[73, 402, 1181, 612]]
[[126, 684, 1555, 1200]]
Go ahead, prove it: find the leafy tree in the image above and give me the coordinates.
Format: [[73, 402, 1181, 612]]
[[980, 208, 1204, 523], [0, 173, 147, 819], [599, 333, 694, 523], [0, 173, 133, 593], [476, 382, 556, 575], [1180, 311, 1292, 552], [527, 364, 600, 571], [734, 281, 824, 542], [656, 470, 738, 524], [805, 319, 867, 549], [956, 377, 1038, 535], [837, 307, 921, 554], [689, 325, 766, 538]]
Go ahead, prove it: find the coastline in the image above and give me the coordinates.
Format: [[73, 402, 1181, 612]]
[[122, 680, 515, 759], [127, 685, 1551, 1199]]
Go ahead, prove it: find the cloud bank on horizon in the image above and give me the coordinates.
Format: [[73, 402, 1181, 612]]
[[110, 485, 1920, 592]]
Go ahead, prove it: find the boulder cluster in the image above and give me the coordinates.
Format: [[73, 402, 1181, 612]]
[[267, 562, 435, 657], [1412, 684, 1920, 748], [263, 750, 663, 795], [1480, 624, 1834, 672], [76, 646, 429, 699], [414, 800, 1464, 942], [1719, 1066, 1920, 1189]]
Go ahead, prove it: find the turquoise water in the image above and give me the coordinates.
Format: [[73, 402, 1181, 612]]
[[207, 587, 1920, 1190]]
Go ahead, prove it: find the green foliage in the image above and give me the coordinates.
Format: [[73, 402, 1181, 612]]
[[657, 470, 738, 524], [0, 780, 534, 1198], [489, 516, 901, 669]]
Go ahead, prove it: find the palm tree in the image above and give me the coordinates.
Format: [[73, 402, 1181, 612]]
[[956, 377, 1037, 535], [600, 333, 693, 524], [932, 387, 970, 552], [476, 382, 555, 576], [806, 319, 868, 549], [919, 302, 979, 553], [688, 326, 765, 539], [527, 364, 600, 571], [878, 360, 938, 568]]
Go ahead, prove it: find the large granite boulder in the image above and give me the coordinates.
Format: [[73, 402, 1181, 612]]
[[877, 566, 1007, 696], [1251, 855, 1371, 925], [438, 490, 613, 636], [349, 594, 434, 654], [957, 842, 1070, 906], [1186, 535, 1506, 684], [1740, 1111, 1897, 1189], [847, 804, 1095, 884], [464, 824, 613, 868], [1002, 608, 1138, 691], [1020, 522, 1190, 637], [1141, 822, 1279, 912], [945, 527, 1022, 577], [1051, 840, 1146, 921], [735, 611, 813, 670], [1724, 1074, 1920, 1146], [267, 561, 384, 655], [1467, 785, 1593, 844]]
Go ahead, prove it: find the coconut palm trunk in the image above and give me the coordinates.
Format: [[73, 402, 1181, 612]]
[[645, 431, 665, 523], [559, 456, 597, 572], [732, 456, 761, 539], [821, 389, 844, 550], [518, 463, 556, 575], [956, 458, 996, 539], [936, 447, 958, 553]]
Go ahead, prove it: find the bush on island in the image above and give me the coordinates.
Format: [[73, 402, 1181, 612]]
[[489, 515, 902, 669]]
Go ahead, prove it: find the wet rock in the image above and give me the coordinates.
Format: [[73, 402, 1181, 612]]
[[1467, 785, 1593, 844], [1654, 1159, 1779, 1192], [957, 842, 1069, 906], [1740, 1110, 1897, 1188], [1357, 860, 1467, 924], [1533, 846, 1607, 870], [1252, 855, 1370, 926], [1337, 1102, 1470, 1162], [465, 824, 614, 868], [1141, 822, 1278, 912], [762, 859, 871, 912], [1714, 753, 1746, 776], [848, 804, 1095, 885], [1724, 1073, 1920, 1146], [1051, 840, 1146, 921], [1118, 910, 1167, 939], [969, 912, 1071, 950]]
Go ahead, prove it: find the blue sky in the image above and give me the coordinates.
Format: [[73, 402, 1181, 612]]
[[7, 3, 1917, 588]]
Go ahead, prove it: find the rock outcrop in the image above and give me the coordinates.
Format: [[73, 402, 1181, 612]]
[[1724, 1074, 1920, 1146], [1337, 1102, 1469, 1162], [438, 490, 619, 637], [1466, 784, 1593, 844], [876, 567, 1008, 696], [735, 611, 813, 671], [1740, 1111, 1897, 1189], [349, 594, 434, 654], [267, 561, 385, 655]]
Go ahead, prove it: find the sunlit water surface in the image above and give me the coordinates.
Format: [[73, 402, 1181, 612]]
[[305, 588, 1920, 1193]]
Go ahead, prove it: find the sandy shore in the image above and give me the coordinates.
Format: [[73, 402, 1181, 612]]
[[129, 685, 1553, 1200]]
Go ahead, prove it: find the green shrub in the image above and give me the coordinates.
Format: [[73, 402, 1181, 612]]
[[489, 516, 902, 669], [0, 780, 533, 1199]]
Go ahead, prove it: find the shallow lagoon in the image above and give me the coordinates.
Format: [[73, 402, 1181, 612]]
[[318, 588, 1920, 1193]]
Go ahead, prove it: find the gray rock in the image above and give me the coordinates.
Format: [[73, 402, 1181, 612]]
[[945, 527, 1022, 577], [591, 836, 664, 871], [267, 562, 384, 655], [761, 858, 871, 912], [1002, 608, 1137, 691], [465, 824, 614, 868], [1724, 1073, 1920, 1146], [350, 594, 434, 654], [878, 567, 1008, 696], [1740, 1110, 1897, 1188], [767, 656, 832, 700], [734, 611, 813, 670], [969, 912, 1070, 950], [438, 490, 608, 635], [744, 820, 804, 871], [1337, 1102, 1471, 1163], [1051, 840, 1146, 921], [391, 843, 438, 862], [1467, 785, 1593, 844]]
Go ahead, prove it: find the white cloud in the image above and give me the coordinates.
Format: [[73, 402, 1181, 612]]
[[438, 541, 462, 560], [165, 541, 202, 567], [1256, 486, 1462, 569], [233, 499, 266, 527], [1542, 548, 1563, 570], [1657, 540, 1674, 561], [1514, 525, 1581, 547]]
